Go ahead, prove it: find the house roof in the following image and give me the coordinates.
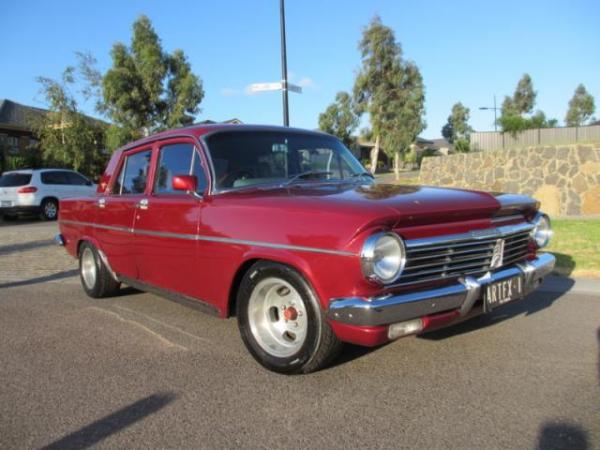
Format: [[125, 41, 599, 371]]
[[196, 118, 243, 125], [0, 99, 47, 130], [0, 98, 107, 131], [429, 138, 454, 150]]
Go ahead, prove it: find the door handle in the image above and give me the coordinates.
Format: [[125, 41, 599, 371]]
[[137, 198, 149, 210], [97, 198, 106, 208]]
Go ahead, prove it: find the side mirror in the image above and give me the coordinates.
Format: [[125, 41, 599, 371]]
[[172, 174, 198, 193]]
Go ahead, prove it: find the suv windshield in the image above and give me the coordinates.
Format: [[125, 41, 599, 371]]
[[205, 130, 369, 191], [0, 173, 32, 187]]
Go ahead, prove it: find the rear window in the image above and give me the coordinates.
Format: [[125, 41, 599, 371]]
[[0, 173, 32, 187]]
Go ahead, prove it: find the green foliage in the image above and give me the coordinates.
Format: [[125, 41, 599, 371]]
[[512, 74, 536, 114], [353, 16, 425, 162], [33, 68, 107, 178], [318, 91, 359, 148], [565, 84, 595, 127], [441, 102, 471, 144], [498, 74, 559, 134], [454, 138, 471, 153], [102, 15, 204, 149]]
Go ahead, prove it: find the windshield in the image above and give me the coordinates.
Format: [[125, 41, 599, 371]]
[[0, 173, 32, 187], [205, 130, 369, 191]]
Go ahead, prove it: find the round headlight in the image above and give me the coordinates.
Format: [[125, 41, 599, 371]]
[[530, 213, 553, 248], [360, 232, 406, 284]]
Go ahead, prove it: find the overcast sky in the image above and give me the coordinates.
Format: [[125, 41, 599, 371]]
[[2, 0, 599, 138]]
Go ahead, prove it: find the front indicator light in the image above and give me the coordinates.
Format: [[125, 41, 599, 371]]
[[388, 318, 424, 340]]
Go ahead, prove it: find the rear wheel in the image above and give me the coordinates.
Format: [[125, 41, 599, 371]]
[[237, 261, 341, 374], [79, 242, 120, 298], [41, 198, 58, 221]]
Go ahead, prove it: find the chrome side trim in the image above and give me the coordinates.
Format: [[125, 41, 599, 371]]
[[58, 219, 355, 256], [327, 253, 556, 326], [405, 222, 534, 249]]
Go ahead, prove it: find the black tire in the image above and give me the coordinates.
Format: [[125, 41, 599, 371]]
[[236, 261, 342, 374], [79, 242, 121, 298], [40, 198, 59, 221]]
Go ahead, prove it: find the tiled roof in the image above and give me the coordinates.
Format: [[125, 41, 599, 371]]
[[0, 99, 47, 130]]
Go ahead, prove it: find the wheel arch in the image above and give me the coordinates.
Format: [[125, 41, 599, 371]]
[[226, 253, 321, 318], [40, 196, 59, 207]]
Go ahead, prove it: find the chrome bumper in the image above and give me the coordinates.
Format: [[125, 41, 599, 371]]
[[327, 253, 556, 326]]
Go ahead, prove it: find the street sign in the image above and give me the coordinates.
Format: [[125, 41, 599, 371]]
[[248, 81, 302, 94]]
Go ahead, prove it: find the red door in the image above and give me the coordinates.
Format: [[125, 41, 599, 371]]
[[94, 147, 153, 279], [133, 139, 208, 299]]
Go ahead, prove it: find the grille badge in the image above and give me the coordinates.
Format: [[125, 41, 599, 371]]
[[490, 239, 505, 269]]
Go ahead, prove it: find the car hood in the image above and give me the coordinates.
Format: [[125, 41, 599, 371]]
[[215, 182, 504, 223], [204, 182, 537, 253]]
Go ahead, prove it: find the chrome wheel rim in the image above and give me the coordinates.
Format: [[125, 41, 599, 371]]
[[248, 277, 308, 358], [44, 201, 57, 219], [81, 247, 97, 290]]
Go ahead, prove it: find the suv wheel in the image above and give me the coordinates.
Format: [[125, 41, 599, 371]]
[[41, 198, 59, 221], [79, 242, 121, 298], [237, 261, 341, 374]]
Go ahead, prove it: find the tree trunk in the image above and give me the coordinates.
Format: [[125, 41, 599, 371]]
[[394, 152, 401, 180], [370, 135, 380, 175]]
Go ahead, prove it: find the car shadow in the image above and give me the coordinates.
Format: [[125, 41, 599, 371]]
[[41, 392, 176, 450], [0, 216, 41, 226], [330, 343, 390, 369], [0, 239, 54, 256], [549, 251, 576, 277], [0, 269, 79, 290], [420, 276, 575, 341], [536, 421, 589, 450]]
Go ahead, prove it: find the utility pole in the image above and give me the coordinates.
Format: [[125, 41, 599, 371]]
[[280, 0, 289, 126], [248, 0, 301, 125]]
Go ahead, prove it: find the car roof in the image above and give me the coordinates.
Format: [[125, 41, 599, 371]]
[[117, 123, 333, 153], [1, 168, 80, 175]]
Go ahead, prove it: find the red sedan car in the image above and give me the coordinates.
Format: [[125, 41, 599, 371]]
[[56, 124, 555, 373]]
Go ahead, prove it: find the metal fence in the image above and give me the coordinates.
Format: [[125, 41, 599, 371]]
[[470, 125, 600, 151]]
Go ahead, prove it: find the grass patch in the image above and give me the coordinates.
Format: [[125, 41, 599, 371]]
[[545, 219, 600, 278]]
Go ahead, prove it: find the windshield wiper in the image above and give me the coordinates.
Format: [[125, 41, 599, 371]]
[[350, 171, 375, 179], [285, 170, 333, 185]]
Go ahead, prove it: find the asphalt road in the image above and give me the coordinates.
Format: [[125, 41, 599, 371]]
[[0, 220, 598, 449]]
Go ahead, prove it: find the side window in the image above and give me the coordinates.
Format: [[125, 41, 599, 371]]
[[41, 171, 69, 185], [114, 150, 152, 195], [66, 172, 91, 185], [154, 143, 207, 194]]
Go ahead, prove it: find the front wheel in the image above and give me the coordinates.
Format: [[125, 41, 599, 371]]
[[79, 242, 121, 298], [236, 261, 341, 374]]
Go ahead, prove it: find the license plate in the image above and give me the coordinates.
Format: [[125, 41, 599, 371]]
[[1, 200, 12, 207], [484, 276, 524, 311]]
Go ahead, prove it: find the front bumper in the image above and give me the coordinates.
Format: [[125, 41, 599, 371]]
[[327, 253, 556, 327]]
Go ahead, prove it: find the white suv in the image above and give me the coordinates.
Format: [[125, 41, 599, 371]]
[[0, 168, 96, 220]]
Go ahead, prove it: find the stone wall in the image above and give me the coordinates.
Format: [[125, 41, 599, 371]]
[[419, 144, 600, 216]]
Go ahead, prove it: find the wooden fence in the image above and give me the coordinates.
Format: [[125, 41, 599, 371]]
[[470, 125, 600, 151]]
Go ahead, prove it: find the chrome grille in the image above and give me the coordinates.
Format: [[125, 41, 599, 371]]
[[399, 223, 533, 286]]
